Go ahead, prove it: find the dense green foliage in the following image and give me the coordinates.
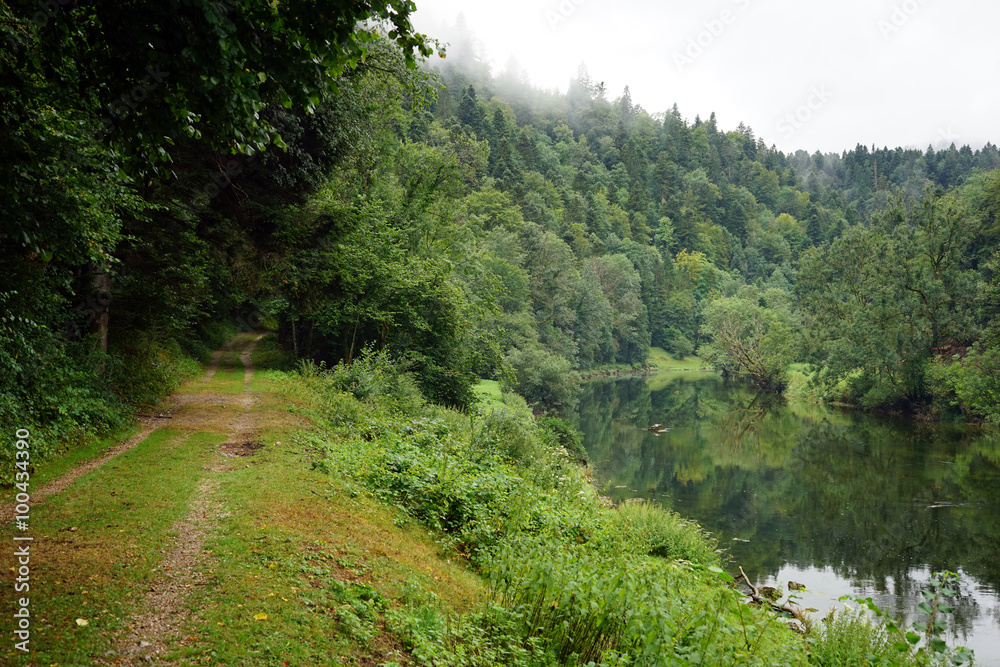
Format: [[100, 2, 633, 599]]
[[294, 355, 782, 665], [798, 191, 986, 409], [3, 0, 999, 476], [0, 0, 438, 467]]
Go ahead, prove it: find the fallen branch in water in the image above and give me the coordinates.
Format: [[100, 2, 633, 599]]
[[738, 566, 806, 622]]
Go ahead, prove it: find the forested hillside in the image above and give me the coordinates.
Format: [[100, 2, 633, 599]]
[[3, 0, 1000, 471]]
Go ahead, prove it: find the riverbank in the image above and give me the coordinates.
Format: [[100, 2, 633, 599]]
[[285, 350, 815, 665], [3, 336, 941, 665], [577, 370, 989, 664], [580, 349, 710, 380]]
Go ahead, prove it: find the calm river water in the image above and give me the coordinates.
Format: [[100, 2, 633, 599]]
[[572, 372, 1000, 663]]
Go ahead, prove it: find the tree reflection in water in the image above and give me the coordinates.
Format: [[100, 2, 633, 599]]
[[573, 374, 1000, 662]]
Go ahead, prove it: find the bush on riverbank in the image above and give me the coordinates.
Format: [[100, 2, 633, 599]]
[[809, 609, 923, 667], [927, 345, 1000, 424]]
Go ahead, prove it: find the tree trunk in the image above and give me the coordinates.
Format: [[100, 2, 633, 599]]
[[87, 264, 112, 374], [346, 322, 358, 364]]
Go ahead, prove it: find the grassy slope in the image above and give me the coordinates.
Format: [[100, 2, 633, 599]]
[[583, 348, 707, 375], [523, 347, 712, 381], [645, 347, 707, 371], [1, 336, 482, 665], [471, 379, 504, 410]]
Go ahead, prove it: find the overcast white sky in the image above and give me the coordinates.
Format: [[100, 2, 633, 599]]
[[411, 0, 1000, 155]]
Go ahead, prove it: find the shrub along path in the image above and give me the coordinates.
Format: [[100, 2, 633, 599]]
[[2, 332, 482, 666]]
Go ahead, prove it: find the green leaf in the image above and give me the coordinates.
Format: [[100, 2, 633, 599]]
[[930, 638, 948, 653], [906, 631, 921, 645], [951, 648, 975, 665]]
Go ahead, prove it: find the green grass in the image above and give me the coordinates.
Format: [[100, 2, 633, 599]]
[[646, 347, 707, 371], [808, 609, 924, 666], [3, 429, 218, 665], [173, 395, 484, 665], [610, 498, 720, 563], [251, 336, 297, 372], [581, 348, 707, 376], [473, 379, 504, 410], [23, 423, 143, 490]]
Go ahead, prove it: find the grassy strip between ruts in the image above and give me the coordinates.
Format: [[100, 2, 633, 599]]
[[22, 423, 144, 491]]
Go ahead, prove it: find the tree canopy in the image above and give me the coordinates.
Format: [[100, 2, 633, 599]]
[[3, 3, 1000, 469]]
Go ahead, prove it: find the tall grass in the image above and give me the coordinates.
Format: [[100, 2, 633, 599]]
[[808, 610, 924, 666], [611, 499, 720, 565]]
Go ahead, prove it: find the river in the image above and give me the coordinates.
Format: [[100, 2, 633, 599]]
[[572, 372, 1000, 663]]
